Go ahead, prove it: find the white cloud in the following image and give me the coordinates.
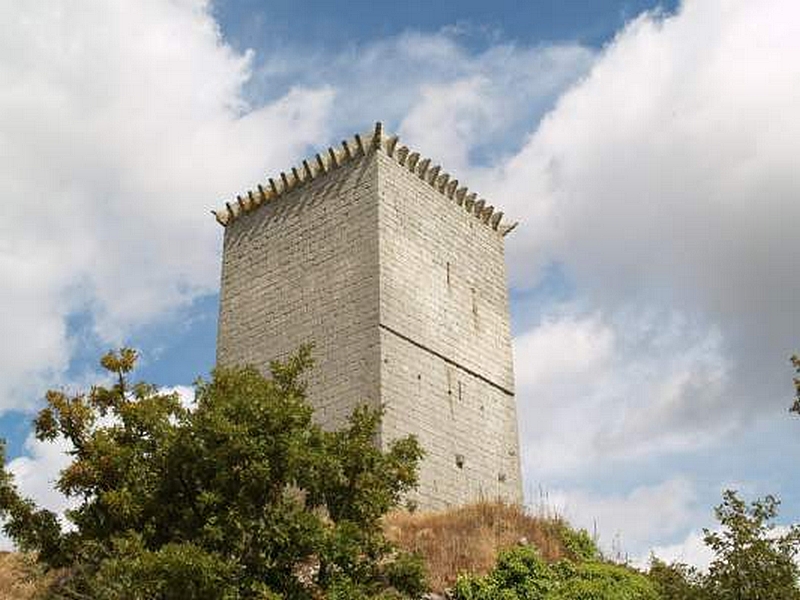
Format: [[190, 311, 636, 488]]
[[0, 1, 334, 412], [547, 477, 698, 559], [516, 310, 728, 477], [251, 30, 595, 174], [494, 0, 800, 417], [395, 42, 595, 174], [6, 435, 73, 515], [497, 0, 800, 556], [514, 312, 614, 389]]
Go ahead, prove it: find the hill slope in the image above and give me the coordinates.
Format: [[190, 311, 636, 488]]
[[385, 501, 573, 592], [0, 502, 581, 598]]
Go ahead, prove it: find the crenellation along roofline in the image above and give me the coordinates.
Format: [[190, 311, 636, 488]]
[[211, 122, 518, 236]]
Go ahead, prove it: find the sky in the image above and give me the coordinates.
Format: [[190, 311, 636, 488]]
[[1, 0, 799, 568]]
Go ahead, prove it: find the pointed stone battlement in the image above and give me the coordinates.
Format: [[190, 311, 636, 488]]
[[211, 122, 518, 236]]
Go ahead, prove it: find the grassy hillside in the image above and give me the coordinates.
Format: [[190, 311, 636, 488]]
[[0, 502, 583, 598], [384, 501, 574, 593]]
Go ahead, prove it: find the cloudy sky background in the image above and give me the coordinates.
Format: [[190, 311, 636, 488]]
[[1, 0, 799, 567]]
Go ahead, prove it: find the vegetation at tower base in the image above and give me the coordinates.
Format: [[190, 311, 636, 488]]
[[450, 542, 659, 600], [384, 502, 575, 591], [3, 353, 800, 598], [0, 346, 427, 599], [441, 490, 800, 600]]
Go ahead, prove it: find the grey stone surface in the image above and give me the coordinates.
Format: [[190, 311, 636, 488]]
[[216, 131, 521, 509]]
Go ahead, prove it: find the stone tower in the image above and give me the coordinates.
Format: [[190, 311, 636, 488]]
[[214, 124, 521, 509]]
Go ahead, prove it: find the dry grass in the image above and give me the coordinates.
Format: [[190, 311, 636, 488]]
[[384, 501, 568, 592], [0, 552, 58, 600]]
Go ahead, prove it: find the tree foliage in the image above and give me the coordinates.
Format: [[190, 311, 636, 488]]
[[452, 544, 658, 600], [647, 558, 704, 600], [703, 490, 800, 600], [649, 490, 800, 600], [0, 346, 426, 599]]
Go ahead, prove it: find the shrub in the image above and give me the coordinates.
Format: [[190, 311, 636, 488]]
[[558, 526, 598, 562], [647, 558, 704, 600], [0, 347, 426, 599], [385, 552, 429, 599], [549, 561, 658, 600], [452, 545, 657, 600]]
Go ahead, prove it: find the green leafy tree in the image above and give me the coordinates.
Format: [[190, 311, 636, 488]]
[[648, 491, 800, 600], [547, 560, 658, 600], [703, 490, 800, 600], [452, 545, 657, 600], [453, 545, 556, 600], [557, 526, 599, 562], [0, 347, 426, 599], [647, 558, 705, 600]]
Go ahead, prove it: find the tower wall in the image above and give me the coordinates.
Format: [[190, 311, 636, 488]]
[[376, 151, 521, 509], [215, 129, 522, 510], [217, 155, 381, 430]]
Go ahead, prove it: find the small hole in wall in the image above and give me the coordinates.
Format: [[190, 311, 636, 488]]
[[455, 454, 465, 469], [417, 373, 421, 380], [498, 473, 507, 483]]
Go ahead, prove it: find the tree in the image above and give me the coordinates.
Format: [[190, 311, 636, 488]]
[[648, 491, 800, 600], [452, 545, 658, 600], [647, 557, 704, 600], [702, 490, 800, 600], [0, 347, 426, 599]]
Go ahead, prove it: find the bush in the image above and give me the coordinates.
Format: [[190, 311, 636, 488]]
[[385, 552, 429, 599], [55, 535, 241, 599], [549, 561, 658, 600], [647, 558, 704, 600], [558, 526, 598, 562], [452, 545, 656, 600], [0, 347, 426, 599], [647, 490, 800, 600]]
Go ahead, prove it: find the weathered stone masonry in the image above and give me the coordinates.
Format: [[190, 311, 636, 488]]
[[215, 124, 522, 509]]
